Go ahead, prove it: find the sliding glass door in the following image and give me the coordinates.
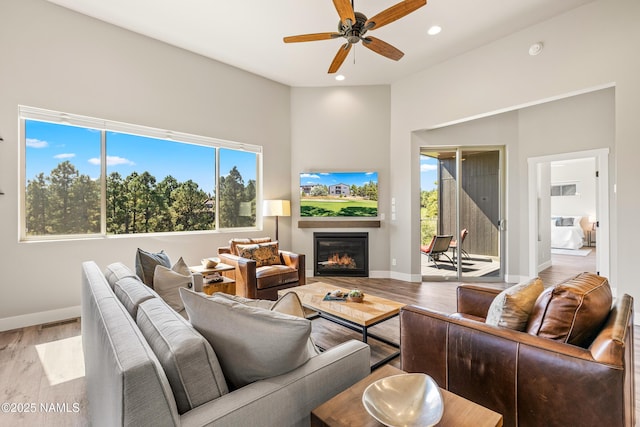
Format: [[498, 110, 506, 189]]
[[420, 147, 504, 281]]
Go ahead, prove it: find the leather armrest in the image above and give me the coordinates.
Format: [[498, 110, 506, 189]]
[[280, 251, 306, 286], [218, 246, 231, 255], [456, 285, 501, 318], [218, 253, 257, 298]]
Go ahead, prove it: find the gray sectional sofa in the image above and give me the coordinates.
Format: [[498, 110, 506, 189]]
[[81, 261, 371, 427]]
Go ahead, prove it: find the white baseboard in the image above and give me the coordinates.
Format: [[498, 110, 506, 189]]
[[306, 270, 420, 282], [504, 274, 526, 284], [390, 271, 421, 283], [0, 305, 81, 332], [537, 260, 552, 273]]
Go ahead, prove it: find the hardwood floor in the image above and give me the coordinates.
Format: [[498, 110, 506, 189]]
[[0, 250, 633, 426]]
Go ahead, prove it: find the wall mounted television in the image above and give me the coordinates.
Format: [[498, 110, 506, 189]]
[[299, 171, 378, 217]]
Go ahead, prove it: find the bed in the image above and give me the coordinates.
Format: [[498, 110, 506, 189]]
[[551, 216, 585, 250]]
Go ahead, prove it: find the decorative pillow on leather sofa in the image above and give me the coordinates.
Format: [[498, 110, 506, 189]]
[[135, 248, 171, 288], [485, 278, 544, 331], [154, 257, 193, 314], [228, 237, 272, 256], [526, 272, 612, 347], [179, 288, 314, 389], [236, 242, 282, 267], [136, 297, 228, 414]]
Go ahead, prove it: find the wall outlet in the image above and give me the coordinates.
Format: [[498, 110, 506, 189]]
[[380, 213, 385, 220], [392, 258, 397, 266]]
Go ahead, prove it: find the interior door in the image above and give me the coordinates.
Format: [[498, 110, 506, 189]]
[[421, 147, 504, 281]]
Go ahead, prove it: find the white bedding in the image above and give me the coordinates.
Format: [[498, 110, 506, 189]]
[[551, 216, 585, 250]]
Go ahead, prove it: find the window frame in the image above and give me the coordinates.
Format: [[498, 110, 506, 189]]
[[19, 105, 263, 241]]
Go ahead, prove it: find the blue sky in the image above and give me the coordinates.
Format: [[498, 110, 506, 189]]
[[299, 171, 377, 187], [25, 121, 256, 195], [420, 155, 438, 191]]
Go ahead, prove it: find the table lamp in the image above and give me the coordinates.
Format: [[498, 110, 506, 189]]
[[263, 200, 291, 241]]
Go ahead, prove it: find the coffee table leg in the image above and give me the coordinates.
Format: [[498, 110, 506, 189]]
[[362, 326, 368, 343]]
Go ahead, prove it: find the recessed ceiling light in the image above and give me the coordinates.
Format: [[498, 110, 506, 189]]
[[427, 25, 442, 36], [335, 75, 345, 81], [529, 42, 544, 56]]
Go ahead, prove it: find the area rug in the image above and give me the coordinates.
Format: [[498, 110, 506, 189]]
[[551, 248, 592, 256]]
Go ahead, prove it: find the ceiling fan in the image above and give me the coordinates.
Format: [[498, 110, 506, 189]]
[[284, 0, 427, 74]]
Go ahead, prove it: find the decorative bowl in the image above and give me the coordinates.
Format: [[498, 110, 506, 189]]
[[201, 257, 220, 269], [362, 373, 443, 427], [347, 295, 364, 303]]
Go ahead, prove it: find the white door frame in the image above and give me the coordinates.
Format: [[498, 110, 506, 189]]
[[527, 148, 610, 281]]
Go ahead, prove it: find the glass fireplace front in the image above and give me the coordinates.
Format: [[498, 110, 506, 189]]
[[314, 232, 369, 277]]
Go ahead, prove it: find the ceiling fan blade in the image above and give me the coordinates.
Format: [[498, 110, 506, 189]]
[[284, 32, 341, 43], [365, 0, 427, 31], [332, 0, 356, 26], [328, 43, 352, 74], [362, 37, 404, 61]]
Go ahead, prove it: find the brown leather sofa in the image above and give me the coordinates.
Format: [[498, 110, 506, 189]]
[[400, 273, 635, 427], [218, 238, 305, 300]]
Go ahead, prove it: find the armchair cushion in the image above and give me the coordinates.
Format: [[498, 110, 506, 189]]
[[485, 278, 544, 331], [255, 265, 299, 289], [179, 288, 314, 389], [236, 241, 282, 267], [526, 272, 612, 347]]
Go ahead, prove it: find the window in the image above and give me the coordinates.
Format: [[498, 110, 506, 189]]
[[550, 183, 577, 197], [21, 106, 262, 239]]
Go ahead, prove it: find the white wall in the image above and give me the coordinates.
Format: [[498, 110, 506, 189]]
[[290, 86, 391, 277], [0, 0, 291, 330], [550, 158, 597, 223], [391, 0, 638, 297]]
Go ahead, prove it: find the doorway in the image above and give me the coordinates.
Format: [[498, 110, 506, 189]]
[[528, 149, 609, 280], [421, 146, 505, 281]]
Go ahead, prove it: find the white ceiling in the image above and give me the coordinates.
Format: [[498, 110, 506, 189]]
[[46, 0, 595, 87]]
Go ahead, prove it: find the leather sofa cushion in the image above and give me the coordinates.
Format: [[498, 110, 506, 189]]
[[229, 237, 272, 255], [256, 265, 299, 289], [526, 272, 612, 347], [136, 298, 228, 414]]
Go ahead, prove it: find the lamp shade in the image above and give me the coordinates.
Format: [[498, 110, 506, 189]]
[[263, 200, 291, 217]]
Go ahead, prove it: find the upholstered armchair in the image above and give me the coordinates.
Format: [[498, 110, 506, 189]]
[[218, 238, 306, 300], [400, 273, 635, 427]]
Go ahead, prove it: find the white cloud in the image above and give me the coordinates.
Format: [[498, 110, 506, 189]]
[[300, 173, 320, 179], [88, 156, 135, 166], [421, 164, 437, 172], [54, 153, 75, 159], [26, 138, 49, 148]]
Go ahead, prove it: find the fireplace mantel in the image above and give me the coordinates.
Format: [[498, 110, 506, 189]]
[[298, 220, 380, 228]]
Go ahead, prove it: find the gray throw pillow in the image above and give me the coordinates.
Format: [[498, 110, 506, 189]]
[[135, 248, 171, 288], [180, 288, 314, 389], [485, 278, 544, 331]]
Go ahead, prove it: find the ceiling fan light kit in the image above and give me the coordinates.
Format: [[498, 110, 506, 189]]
[[284, 0, 427, 74]]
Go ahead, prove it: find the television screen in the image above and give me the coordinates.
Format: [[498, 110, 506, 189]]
[[299, 171, 378, 217]]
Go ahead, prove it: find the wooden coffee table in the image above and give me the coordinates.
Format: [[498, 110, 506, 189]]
[[311, 365, 503, 427], [279, 282, 405, 369]]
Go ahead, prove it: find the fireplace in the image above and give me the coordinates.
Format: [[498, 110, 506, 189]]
[[314, 232, 369, 277]]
